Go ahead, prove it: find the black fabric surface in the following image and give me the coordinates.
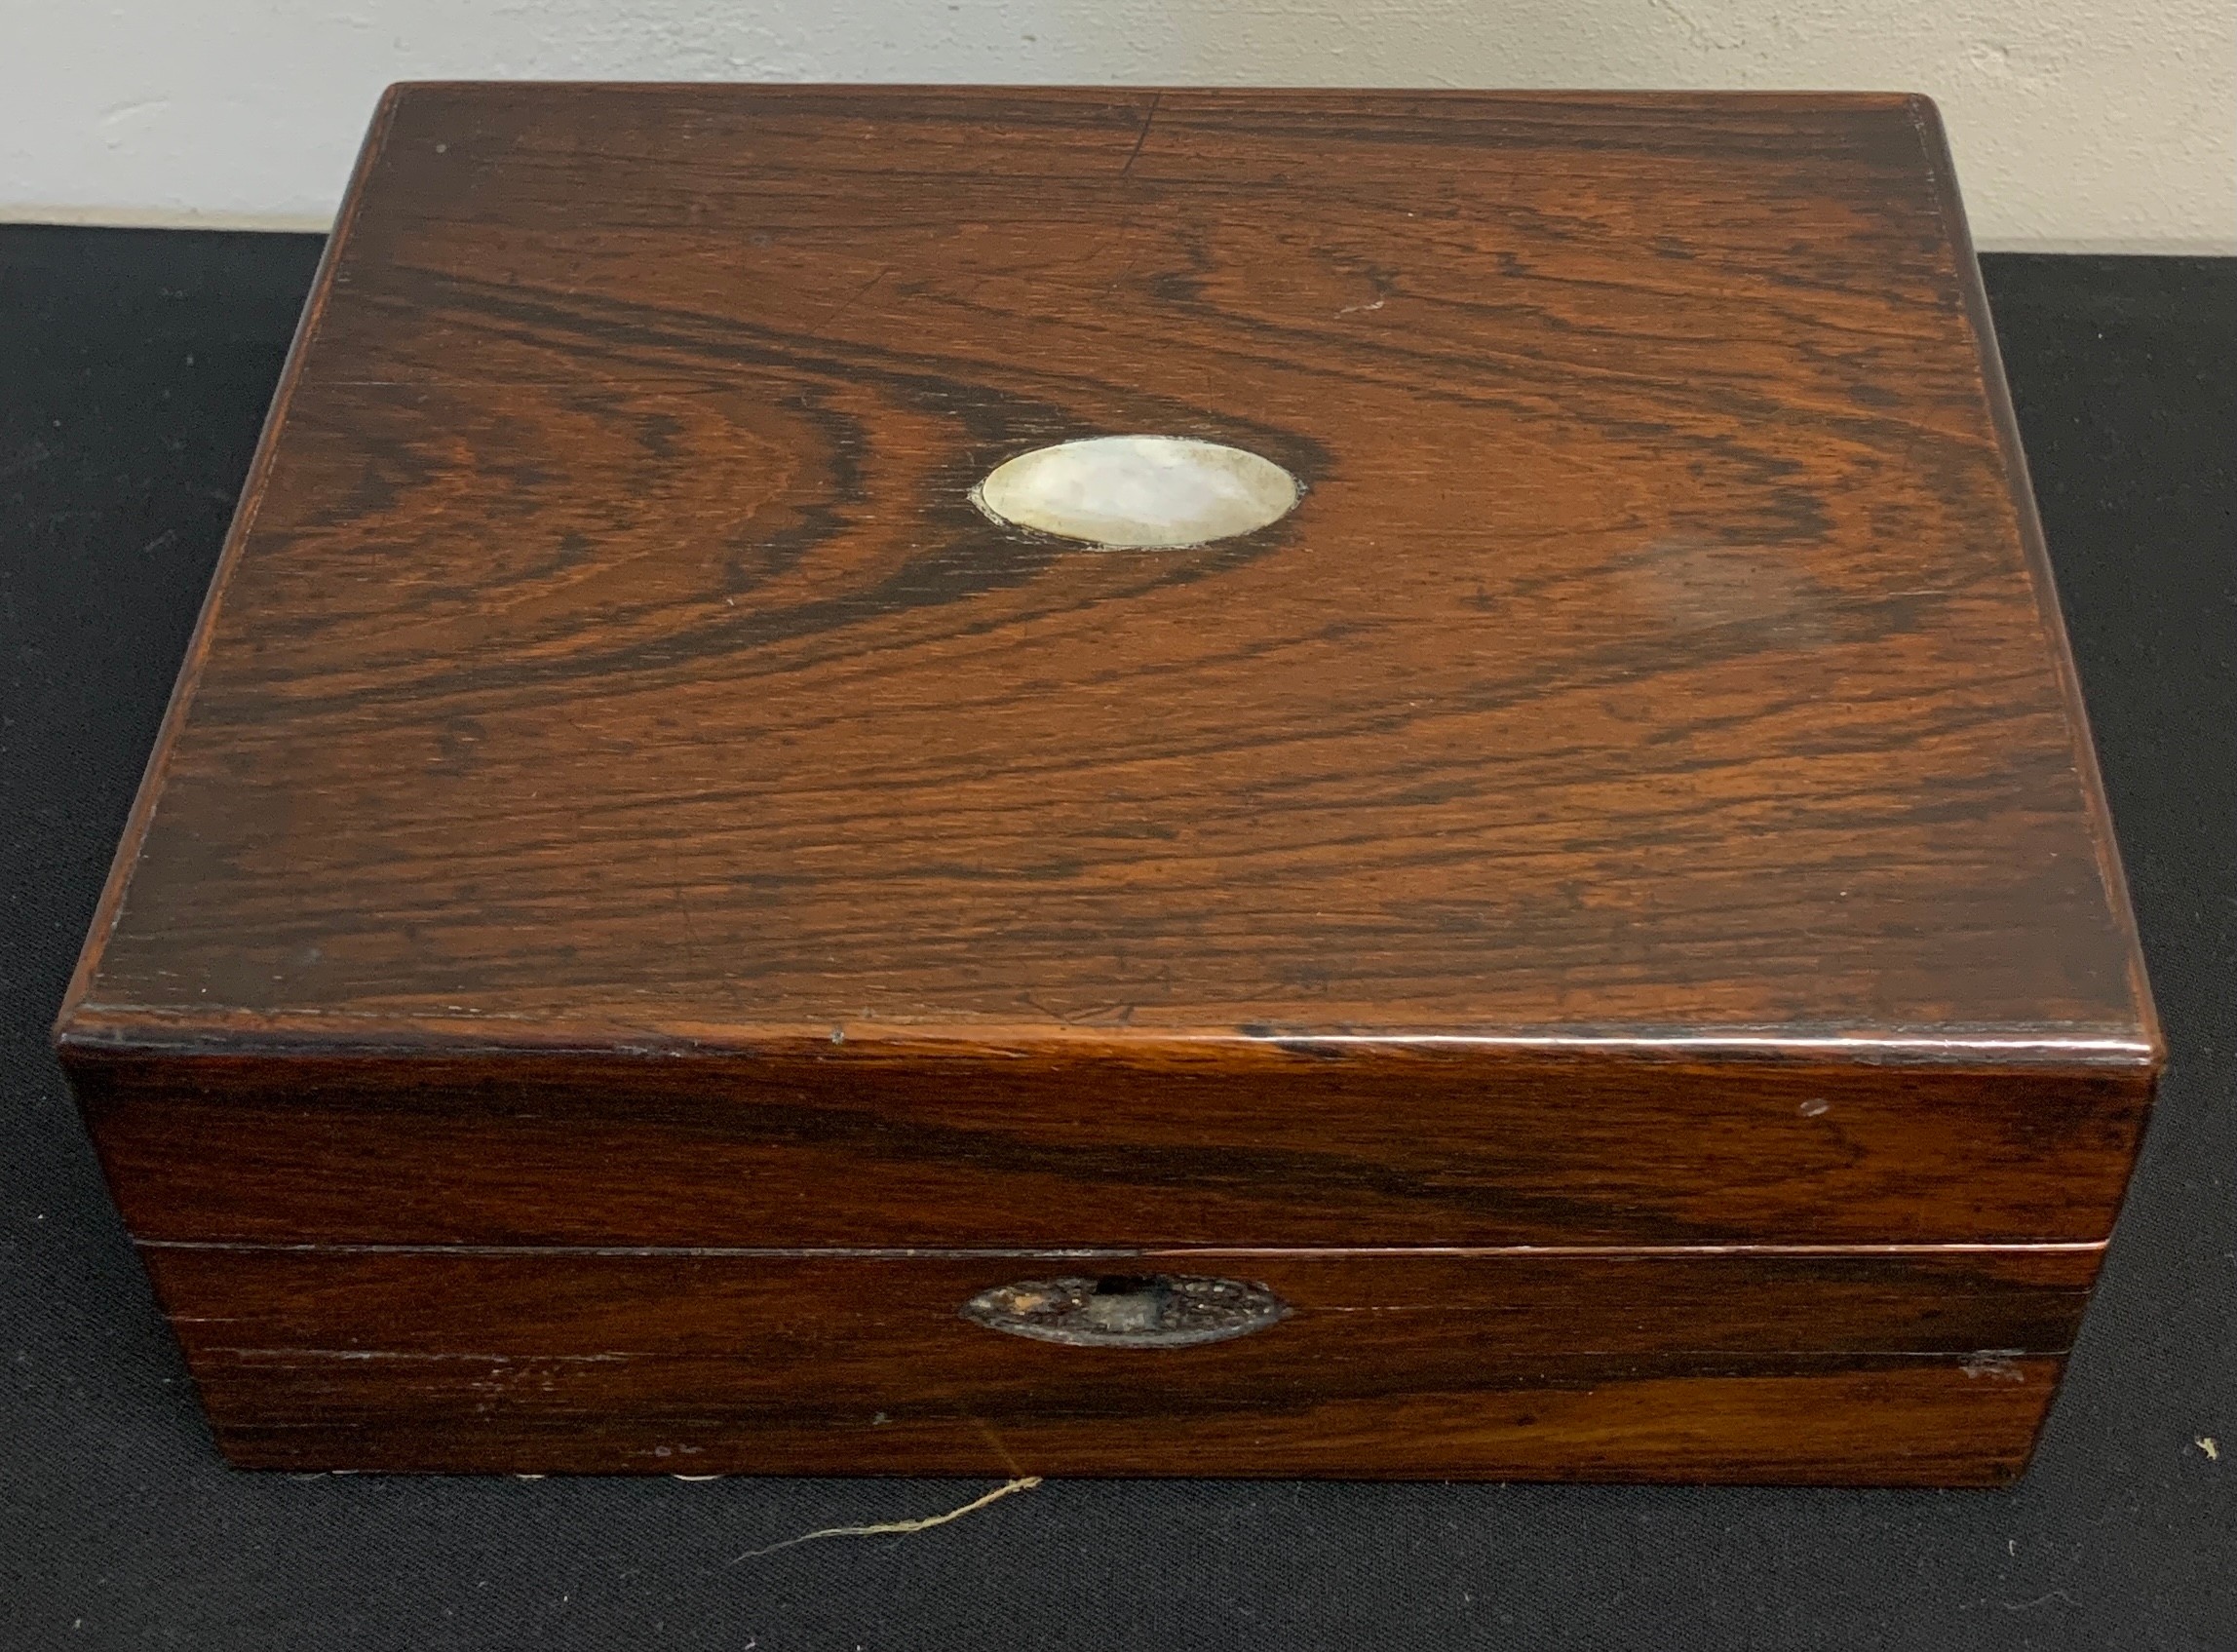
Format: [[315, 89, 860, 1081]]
[[2, 228, 2230, 1650]]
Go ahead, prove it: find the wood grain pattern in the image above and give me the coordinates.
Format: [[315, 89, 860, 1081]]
[[147, 1245, 2085, 1482], [60, 87, 2154, 1052], [50, 88, 2163, 1479], [70, 1045, 2150, 1247]]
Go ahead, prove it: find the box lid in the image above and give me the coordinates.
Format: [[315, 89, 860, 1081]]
[[58, 87, 2159, 1250]]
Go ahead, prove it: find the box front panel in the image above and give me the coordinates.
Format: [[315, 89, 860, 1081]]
[[144, 1245, 2088, 1482], [70, 1046, 2153, 1249]]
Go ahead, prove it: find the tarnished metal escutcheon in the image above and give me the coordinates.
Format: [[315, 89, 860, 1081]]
[[960, 1274, 1290, 1349]]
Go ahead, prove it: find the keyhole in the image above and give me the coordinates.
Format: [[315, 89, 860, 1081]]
[[1079, 1275, 1173, 1333]]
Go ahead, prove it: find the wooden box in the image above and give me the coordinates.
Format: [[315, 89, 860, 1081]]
[[56, 85, 2160, 1483]]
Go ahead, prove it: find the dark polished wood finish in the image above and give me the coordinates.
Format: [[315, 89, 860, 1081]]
[[147, 1245, 2089, 1482], [55, 86, 2159, 1479], [71, 1047, 2150, 1248]]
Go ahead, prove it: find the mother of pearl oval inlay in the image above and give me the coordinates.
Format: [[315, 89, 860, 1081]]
[[972, 435, 1301, 549]]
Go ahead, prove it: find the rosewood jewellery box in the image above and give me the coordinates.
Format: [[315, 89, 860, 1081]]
[[55, 85, 2161, 1483]]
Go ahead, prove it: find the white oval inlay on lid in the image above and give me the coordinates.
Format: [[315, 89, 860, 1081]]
[[972, 435, 1300, 549]]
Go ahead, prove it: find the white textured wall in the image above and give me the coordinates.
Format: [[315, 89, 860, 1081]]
[[2, 0, 2230, 250]]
